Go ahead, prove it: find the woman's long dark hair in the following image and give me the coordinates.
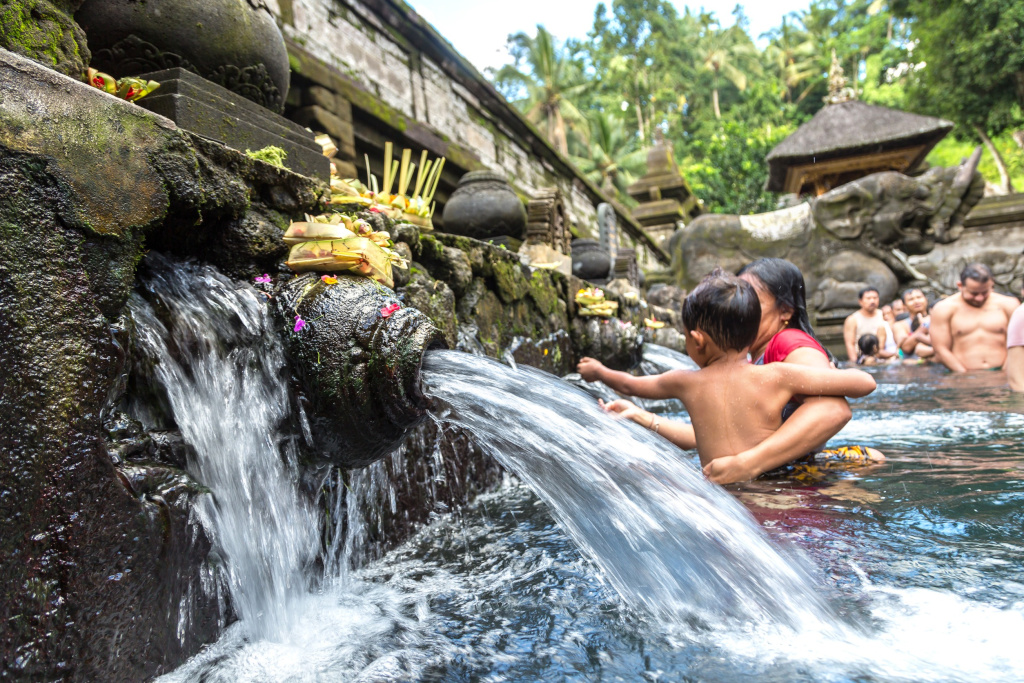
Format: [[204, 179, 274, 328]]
[[737, 257, 835, 362]]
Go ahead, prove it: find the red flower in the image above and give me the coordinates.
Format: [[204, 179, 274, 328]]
[[380, 303, 400, 318], [368, 206, 382, 213]]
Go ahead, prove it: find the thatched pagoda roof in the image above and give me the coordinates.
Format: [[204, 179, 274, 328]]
[[766, 101, 953, 194]]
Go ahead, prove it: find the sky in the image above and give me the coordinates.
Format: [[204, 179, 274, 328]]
[[412, 0, 812, 73]]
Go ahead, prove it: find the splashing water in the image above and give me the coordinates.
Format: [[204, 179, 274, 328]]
[[420, 350, 838, 632], [641, 342, 698, 375], [130, 256, 319, 641]]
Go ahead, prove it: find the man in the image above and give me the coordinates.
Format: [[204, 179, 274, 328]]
[[930, 263, 1020, 372], [891, 298, 909, 321], [1006, 285, 1024, 391], [843, 287, 889, 362]]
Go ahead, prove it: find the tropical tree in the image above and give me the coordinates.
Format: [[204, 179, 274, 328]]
[[491, 26, 589, 155], [892, 0, 1024, 193], [763, 16, 819, 103], [695, 13, 763, 119], [569, 111, 647, 197]]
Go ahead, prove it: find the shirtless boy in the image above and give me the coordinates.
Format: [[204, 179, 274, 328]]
[[843, 287, 891, 362], [930, 263, 1020, 372], [577, 270, 877, 468]]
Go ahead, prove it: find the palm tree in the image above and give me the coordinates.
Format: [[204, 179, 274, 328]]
[[695, 15, 762, 119], [763, 16, 819, 103], [491, 26, 588, 156], [569, 111, 647, 197]]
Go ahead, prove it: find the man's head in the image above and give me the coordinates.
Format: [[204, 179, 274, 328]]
[[891, 299, 907, 316], [958, 263, 994, 308], [858, 287, 880, 314], [682, 269, 761, 365], [902, 288, 929, 316]]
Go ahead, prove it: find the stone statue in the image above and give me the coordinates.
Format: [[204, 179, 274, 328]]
[[669, 149, 984, 324]]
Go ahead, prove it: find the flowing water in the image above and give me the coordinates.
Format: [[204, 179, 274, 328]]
[[130, 256, 319, 641], [143, 267, 1024, 680]]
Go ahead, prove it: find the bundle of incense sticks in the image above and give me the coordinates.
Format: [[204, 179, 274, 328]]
[[364, 141, 446, 219]]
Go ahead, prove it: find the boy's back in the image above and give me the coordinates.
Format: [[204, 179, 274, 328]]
[[670, 363, 792, 465], [663, 360, 868, 465]]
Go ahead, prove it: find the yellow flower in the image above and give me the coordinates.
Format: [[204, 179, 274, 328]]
[[321, 275, 338, 285]]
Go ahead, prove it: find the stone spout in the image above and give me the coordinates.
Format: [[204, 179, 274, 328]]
[[275, 274, 448, 469]]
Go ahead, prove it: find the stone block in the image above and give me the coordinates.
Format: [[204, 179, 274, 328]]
[[136, 67, 330, 181], [291, 104, 357, 160]]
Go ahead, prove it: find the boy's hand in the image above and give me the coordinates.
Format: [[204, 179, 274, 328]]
[[703, 454, 757, 485], [577, 357, 606, 382], [598, 398, 649, 426]]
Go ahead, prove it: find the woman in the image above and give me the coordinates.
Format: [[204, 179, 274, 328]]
[[892, 288, 934, 359], [604, 258, 860, 484]]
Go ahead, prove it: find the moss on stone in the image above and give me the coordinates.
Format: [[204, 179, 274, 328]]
[[0, 0, 89, 77]]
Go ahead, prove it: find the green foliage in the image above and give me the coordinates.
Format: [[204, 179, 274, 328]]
[[485, 0, 1023, 213], [893, 0, 1024, 136], [489, 26, 589, 155], [245, 146, 289, 169], [681, 121, 794, 215], [927, 133, 1024, 191]]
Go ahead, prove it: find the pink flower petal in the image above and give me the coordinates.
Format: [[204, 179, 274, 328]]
[[380, 303, 400, 318], [255, 274, 272, 284], [293, 316, 307, 332]]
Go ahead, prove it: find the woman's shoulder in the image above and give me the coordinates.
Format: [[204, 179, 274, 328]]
[[763, 328, 827, 364]]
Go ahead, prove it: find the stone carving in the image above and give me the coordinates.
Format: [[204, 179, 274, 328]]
[[526, 186, 571, 254], [274, 274, 448, 469], [670, 150, 984, 324], [597, 202, 618, 259], [76, 0, 290, 112], [91, 35, 285, 111]]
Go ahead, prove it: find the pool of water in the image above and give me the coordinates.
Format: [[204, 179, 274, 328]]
[[164, 365, 1024, 682]]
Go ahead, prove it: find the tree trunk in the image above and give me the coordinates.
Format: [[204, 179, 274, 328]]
[[975, 124, 1014, 194], [1012, 130, 1024, 150], [635, 97, 646, 142], [712, 88, 721, 119]]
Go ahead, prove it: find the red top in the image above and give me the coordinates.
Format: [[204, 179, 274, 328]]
[[760, 328, 827, 364]]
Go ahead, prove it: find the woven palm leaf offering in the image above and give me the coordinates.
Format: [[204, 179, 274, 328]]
[[284, 213, 408, 289], [575, 287, 618, 317], [328, 141, 444, 230], [86, 68, 160, 102]]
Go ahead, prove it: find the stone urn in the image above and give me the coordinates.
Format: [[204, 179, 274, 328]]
[[76, 0, 289, 112], [571, 238, 612, 282], [441, 171, 527, 241]]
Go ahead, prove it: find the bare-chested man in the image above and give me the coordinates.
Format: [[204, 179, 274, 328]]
[[930, 263, 1020, 372], [843, 287, 892, 362]]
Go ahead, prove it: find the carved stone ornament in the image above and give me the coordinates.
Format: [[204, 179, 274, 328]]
[[77, 0, 290, 112]]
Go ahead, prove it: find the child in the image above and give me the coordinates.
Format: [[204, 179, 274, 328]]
[[577, 270, 877, 468], [857, 333, 879, 365]]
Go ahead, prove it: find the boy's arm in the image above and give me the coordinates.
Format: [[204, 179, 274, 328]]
[[769, 363, 876, 398], [577, 357, 692, 400]]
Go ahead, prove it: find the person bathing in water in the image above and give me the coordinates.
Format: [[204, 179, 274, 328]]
[[578, 270, 878, 470], [597, 258, 879, 483], [930, 263, 1020, 372]]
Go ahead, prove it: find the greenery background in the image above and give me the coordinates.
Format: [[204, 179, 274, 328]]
[[486, 0, 1024, 215]]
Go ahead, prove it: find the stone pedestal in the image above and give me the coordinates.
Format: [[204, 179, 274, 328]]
[[137, 68, 329, 181], [627, 134, 702, 247]]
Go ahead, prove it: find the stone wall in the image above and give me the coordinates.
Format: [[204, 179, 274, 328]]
[[266, 0, 668, 264]]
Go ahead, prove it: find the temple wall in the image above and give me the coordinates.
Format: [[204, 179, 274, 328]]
[[274, 0, 597, 232]]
